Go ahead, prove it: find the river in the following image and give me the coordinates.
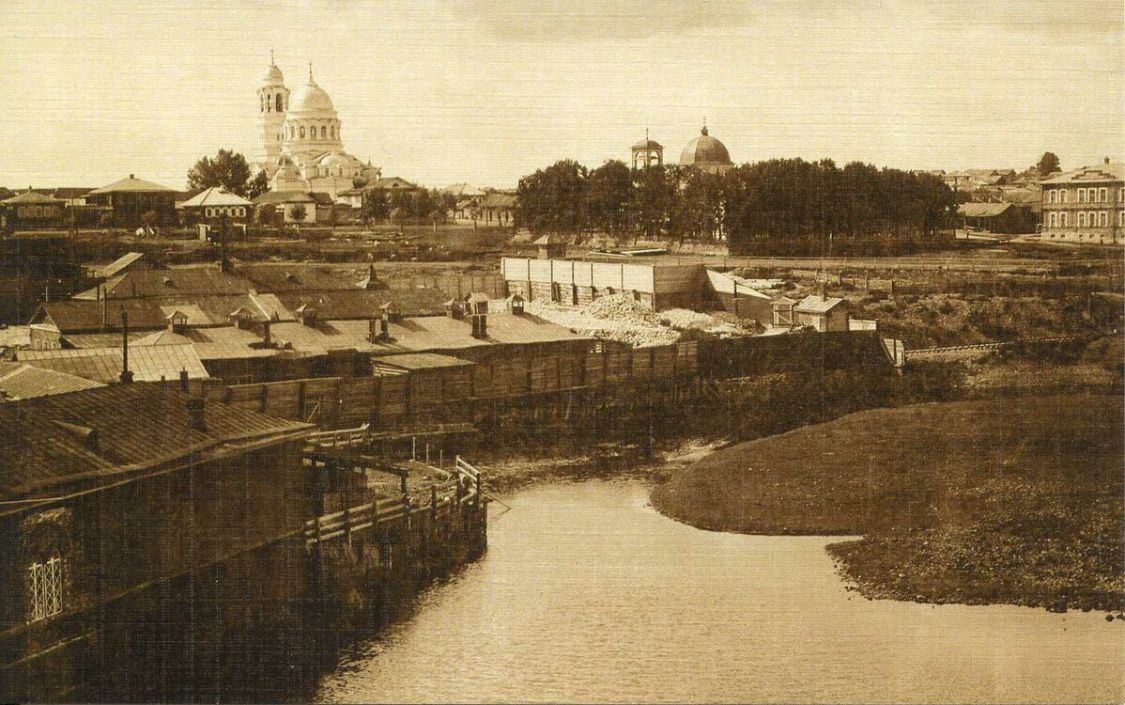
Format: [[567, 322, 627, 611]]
[[314, 480, 1124, 704]]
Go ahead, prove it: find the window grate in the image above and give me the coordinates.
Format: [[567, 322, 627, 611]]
[[28, 556, 64, 623]]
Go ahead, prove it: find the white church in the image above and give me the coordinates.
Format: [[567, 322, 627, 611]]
[[254, 54, 381, 199]]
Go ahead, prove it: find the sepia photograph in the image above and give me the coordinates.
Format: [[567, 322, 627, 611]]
[[0, 1, 1122, 702]]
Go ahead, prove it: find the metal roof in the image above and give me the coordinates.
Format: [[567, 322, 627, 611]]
[[1, 190, 66, 205], [958, 202, 1014, 218], [0, 363, 104, 400], [1040, 162, 1123, 185], [794, 295, 847, 314], [18, 344, 210, 383], [97, 252, 145, 279], [0, 384, 311, 502], [178, 186, 254, 208], [252, 190, 317, 205], [88, 175, 175, 194], [275, 288, 447, 319]]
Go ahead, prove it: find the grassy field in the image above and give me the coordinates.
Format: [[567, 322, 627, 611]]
[[651, 394, 1124, 611]]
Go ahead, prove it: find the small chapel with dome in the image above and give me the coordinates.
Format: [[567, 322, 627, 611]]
[[254, 53, 380, 198]]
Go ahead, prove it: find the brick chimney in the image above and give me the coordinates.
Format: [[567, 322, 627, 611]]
[[186, 397, 206, 431], [119, 309, 134, 384], [368, 310, 391, 342], [446, 298, 465, 320], [471, 312, 488, 339]]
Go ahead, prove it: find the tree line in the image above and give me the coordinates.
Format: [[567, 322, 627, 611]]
[[516, 158, 958, 255]]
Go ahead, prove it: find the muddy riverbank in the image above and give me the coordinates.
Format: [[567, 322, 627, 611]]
[[651, 394, 1125, 613]]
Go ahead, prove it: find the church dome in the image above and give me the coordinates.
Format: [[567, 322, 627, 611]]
[[679, 125, 732, 168], [289, 73, 335, 114], [262, 63, 284, 85]]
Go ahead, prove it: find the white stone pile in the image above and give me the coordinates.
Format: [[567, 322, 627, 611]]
[[527, 294, 750, 347]]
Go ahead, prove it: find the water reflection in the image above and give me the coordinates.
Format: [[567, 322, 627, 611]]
[[316, 480, 1124, 704]]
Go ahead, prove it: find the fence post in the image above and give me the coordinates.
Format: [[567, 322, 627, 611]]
[[430, 484, 438, 549]]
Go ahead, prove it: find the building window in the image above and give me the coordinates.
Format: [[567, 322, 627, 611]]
[[1077, 212, 1086, 227], [1099, 188, 1108, 203], [1078, 188, 1086, 203], [276, 94, 283, 112], [28, 556, 64, 622], [1061, 189, 1068, 203], [1100, 211, 1109, 227], [299, 126, 305, 139], [330, 126, 335, 139], [1048, 189, 1056, 204], [1119, 211, 1124, 226], [1062, 212, 1068, 227]]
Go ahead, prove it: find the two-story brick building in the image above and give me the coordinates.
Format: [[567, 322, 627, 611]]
[[1039, 159, 1123, 244]]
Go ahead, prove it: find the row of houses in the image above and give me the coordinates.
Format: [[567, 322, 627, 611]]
[[1, 176, 519, 231], [949, 159, 1123, 242]]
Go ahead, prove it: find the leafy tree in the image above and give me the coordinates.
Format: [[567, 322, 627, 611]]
[[247, 170, 270, 199], [257, 204, 278, 226], [360, 190, 389, 223], [516, 159, 589, 234], [588, 160, 633, 239], [288, 204, 307, 222], [673, 169, 726, 243], [1037, 152, 1060, 177], [631, 165, 678, 242], [187, 149, 254, 196]]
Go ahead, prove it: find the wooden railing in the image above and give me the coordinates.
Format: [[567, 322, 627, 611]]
[[305, 423, 370, 448], [303, 456, 483, 546]]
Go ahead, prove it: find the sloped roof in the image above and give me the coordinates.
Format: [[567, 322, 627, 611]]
[[706, 270, 771, 300], [327, 312, 589, 355], [532, 234, 567, 246], [0, 362, 104, 401], [174, 326, 277, 361], [97, 252, 146, 279], [958, 202, 1013, 218], [275, 288, 447, 320], [479, 192, 516, 209], [0, 384, 311, 502], [74, 267, 255, 300], [252, 190, 316, 205], [238, 263, 377, 292], [88, 175, 175, 194], [372, 177, 419, 190], [178, 187, 254, 208], [61, 331, 150, 349], [34, 300, 170, 333], [443, 183, 486, 198], [794, 295, 847, 314], [1, 190, 66, 205], [1040, 162, 1124, 184], [18, 344, 210, 383]]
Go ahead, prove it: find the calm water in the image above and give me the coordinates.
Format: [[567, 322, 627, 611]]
[[315, 480, 1125, 704]]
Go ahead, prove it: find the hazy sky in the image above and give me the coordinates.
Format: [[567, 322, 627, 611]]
[[1, 0, 1122, 190]]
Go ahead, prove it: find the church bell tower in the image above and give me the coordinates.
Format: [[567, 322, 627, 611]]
[[255, 50, 290, 174]]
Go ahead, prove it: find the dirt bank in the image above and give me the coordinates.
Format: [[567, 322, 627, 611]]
[[480, 439, 724, 495], [650, 395, 1124, 612]]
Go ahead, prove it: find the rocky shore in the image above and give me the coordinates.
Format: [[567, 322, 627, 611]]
[[650, 394, 1125, 613]]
